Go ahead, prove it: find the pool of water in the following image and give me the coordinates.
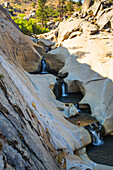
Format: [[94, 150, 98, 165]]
[[87, 135, 113, 167], [57, 92, 83, 104]]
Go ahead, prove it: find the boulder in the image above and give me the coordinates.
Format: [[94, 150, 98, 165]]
[[37, 38, 55, 48], [87, 0, 101, 16], [97, 9, 113, 30], [45, 46, 70, 72], [58, 18, 82, 43], [80, 21, 98, 35]]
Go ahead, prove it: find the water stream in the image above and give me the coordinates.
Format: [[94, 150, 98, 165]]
[[61, 83, 68, 97], [87, 135, 113, 166], [89, 123, 104, 146], [41, 57, 48, 74]]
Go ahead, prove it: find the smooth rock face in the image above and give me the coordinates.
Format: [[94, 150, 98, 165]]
[[45, 46, 70, 72], [0, 5, 45, 73]]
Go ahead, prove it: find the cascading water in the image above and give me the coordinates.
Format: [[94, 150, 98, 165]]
[[62, 83, 67, 97], [89, 124, 104, 146], [75, 104, 81, 113], [41, 58, 48, 74]]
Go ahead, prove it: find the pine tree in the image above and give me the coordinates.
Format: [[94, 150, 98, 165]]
[[58, 0, 66, 21], [67, 0, 74, 16], [36, 0, 47, 28]]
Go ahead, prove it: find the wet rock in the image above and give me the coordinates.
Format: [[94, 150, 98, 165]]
[[58, 72, 68, 79]]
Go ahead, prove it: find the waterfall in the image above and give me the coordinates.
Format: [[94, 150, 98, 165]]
[[75, 104, 81, 113], [89, 124, 104, 146], [62, 83, 67, 97], [41, 58, 48, 74]]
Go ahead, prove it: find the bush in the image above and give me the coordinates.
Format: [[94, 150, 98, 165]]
[[12, 17, 49, 35]]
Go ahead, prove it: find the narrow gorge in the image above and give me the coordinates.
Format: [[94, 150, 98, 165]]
[[0, 0, 113, 169]]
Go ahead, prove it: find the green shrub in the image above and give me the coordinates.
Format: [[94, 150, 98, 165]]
[[0, 74, 4, 81], [12, 17, 49, 35]]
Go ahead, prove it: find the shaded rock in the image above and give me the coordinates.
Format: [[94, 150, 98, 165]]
[[72, 11, 79, 18], [69, 31, 82, 39], [45, 47, 70, 72], [58, 72, 68, 79], [47, 20, 55, 27], [55, 21, 59, 28], [0, 155, 4, 170], [37, 38, 55, 48], [67, 104, 79, 117]]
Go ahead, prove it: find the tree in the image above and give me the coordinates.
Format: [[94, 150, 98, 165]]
[[58, 0, 66, 21], [31, 2, 37, 8], [36, 0, 47, 28], [77, 0, 82, 6], [67, 0, 74, 16]]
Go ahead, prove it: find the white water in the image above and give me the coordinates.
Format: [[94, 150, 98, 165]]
[[62, 83, 67, 97], [89, 124, 104, 146], [41, 58, 48, 73], [74, 104, 81, 113]]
